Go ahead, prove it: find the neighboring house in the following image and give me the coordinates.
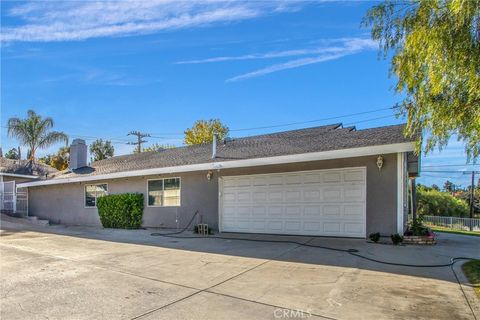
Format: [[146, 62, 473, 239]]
[[0, 157, 57, 215], [18, 123, 420, 237]]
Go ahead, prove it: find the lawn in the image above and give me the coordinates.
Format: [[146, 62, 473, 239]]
[[462, 260, 480, 298], [429, 226, 480, 237]]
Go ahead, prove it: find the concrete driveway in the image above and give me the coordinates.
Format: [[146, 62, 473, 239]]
[[1, 216, 479, 320]]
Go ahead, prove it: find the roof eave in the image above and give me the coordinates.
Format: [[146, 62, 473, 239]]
[[18, 142, 415, 188]]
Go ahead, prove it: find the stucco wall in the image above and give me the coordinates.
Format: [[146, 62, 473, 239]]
[[27, 153, 399, 235]]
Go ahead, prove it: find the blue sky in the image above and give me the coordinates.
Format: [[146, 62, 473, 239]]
[[1, 0, 478, 188]]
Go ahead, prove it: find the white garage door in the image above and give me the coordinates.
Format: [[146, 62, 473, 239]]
[[219, 167, 366, 237]]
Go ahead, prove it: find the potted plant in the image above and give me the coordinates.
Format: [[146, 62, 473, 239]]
[[403, 216, 436, 245]]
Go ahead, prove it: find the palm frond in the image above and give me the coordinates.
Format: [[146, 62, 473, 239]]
[[38, 131, 69, 149]]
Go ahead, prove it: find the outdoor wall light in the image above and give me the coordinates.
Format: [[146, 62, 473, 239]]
[[376, 155, 384, 171], [207, 170, 213, 181]]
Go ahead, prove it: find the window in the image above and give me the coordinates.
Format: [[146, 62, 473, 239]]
[[148, 178, 180, 207], [85, 184, 108, 207]]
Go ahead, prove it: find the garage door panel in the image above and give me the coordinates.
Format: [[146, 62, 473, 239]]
[[268, 176, 283, 185], [253, 191, 267, 201], [344, 205, 363, 217], [323, 172, 342, 183], [344, 223, 364, 234], [285, 206, 301, 217], [285, 221, 301, 232], [344, 187, 363, 201], [285, 175, 302, 185], [267, 206, 283, 216], [237, 207, 251, 217], [285, 190, 301, 201], [304, 189, 321, 201], [344, 170, 364, 182], [252, 206, 267, 216], [323, 188, 342, 201], [304, 221, 321, 232], [268, 191, 283, 201], [267, 221, 283, 231], [221, 168, 366, 237], [304, 205, 321, 217], [323, 222, 341, 233]]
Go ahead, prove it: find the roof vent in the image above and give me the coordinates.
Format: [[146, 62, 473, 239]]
[[212, 133, 217, 159], [223, 137, 233, 144]]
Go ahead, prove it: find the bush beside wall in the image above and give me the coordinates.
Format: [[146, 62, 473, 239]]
[[97, 193, 144, 229], [417, 188, 469, 217]]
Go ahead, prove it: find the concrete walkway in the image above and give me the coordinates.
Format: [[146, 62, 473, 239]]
[[1, 216, 479, 320]]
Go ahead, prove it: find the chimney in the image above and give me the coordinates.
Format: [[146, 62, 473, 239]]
[[212, 133, 217, 159], [69, 139, 87, 170]]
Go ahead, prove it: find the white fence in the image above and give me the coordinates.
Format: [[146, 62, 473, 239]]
[[422, 215, 480, 232]]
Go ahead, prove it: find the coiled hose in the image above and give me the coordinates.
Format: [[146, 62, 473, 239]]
[[151, 210, 478, 319]]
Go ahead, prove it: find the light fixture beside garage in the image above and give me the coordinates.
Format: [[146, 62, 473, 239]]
[[376, 155, 384, 171], [207, 170, 213, 181]]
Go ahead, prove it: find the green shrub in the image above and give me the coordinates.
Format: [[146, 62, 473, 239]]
[[405, 216, 431, 236], [369, 232, 381, 243], [97, 193, 144, 229], [391, 233, 403, 245], [417, 188, 469, 217]]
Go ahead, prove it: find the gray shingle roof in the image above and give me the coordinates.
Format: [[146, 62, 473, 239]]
[[50, 123, 416, 180], [0, 158, 58, 177]]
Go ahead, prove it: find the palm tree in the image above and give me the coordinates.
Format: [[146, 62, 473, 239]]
[[7, 110, 69, 162]]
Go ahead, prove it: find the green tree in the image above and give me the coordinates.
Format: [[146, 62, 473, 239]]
[[89, 139, 114, 162], [4, 148, 20, 160], [184, 119, 229, 145], [38, 147, 69, 170], [363, 1, 480, 159], [443, 180, 456, 193], [143, 143, 176, 152], [7, 110, 68, 162]]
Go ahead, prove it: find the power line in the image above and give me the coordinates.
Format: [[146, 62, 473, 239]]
[[146, 105, 400, 135], [422, 164, 479, 168], [229, 106, 399, 132]]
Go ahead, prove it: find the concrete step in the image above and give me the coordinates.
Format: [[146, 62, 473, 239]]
[[26, 216, 50, 226]]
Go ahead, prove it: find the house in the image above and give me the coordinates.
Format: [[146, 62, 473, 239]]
[[0, 157, 57, 216], [17, 123, 420, 237]]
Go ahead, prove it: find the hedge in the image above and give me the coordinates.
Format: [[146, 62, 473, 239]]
[[417, 188, 469, 217], [96, 193, 144, 229]]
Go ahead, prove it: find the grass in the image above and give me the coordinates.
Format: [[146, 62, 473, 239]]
[[428, 226, 480, 237], [462, 260, 480, 298]]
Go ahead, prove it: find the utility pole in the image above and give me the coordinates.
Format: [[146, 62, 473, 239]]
[[463, 171, 479, 231], [127, 131, 150, 153]]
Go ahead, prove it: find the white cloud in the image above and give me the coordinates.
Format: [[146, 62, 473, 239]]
[[202, 38, 376, 81], [1, 1, 299, 42], [178, 38, 376, 64]]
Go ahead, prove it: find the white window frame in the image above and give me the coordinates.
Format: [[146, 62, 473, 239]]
[[84, 183, 108, 208], [147, 177, 181, 207]]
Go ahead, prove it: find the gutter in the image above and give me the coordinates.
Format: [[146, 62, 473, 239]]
[[17, 142, 415, 188]]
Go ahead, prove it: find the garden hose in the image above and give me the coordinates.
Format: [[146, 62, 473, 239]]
[[150, 210, 478, 320]]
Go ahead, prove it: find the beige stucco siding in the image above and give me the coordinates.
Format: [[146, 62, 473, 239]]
[[27, 153, 399, 235]]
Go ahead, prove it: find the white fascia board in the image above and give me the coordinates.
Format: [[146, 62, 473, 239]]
[[0, 173, 38, 179], [18, 142, 415, 188]]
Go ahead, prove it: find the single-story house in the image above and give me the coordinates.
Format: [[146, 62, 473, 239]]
[[18, 123, 420, 237]]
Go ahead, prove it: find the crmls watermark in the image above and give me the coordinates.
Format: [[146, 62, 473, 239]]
[[273, 308, 312, 319]]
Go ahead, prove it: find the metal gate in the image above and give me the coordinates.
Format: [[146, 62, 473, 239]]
[[0, 181, 28, 215]]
